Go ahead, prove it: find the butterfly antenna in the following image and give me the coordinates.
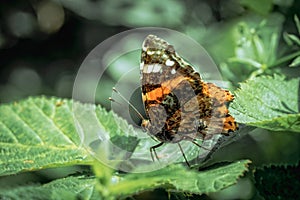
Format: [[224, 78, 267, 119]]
[[111, 87, 145, 121], [108, 97, 122, 105]]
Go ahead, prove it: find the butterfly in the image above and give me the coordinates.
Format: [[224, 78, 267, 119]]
[[139, 35, 238, 165]]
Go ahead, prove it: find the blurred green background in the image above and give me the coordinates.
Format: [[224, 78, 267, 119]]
[[0, 0, 299, 199], [1, 0, 299, 104]]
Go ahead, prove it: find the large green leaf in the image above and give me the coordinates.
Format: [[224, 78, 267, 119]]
[[0, 97, 91, 175], [0, 160, 251, 199], [0, 175, 100, 200], [108, 160, 251, 198], [230, 75, 300, 132], [0, 96, 142, 176]]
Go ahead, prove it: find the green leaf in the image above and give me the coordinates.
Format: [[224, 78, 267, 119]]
[[0, 160, 251, 199], [230, 75, 300, 132], [290, 56, 300, 67], [285, 33, 300, 46], [0, 175, 100, 200], [283, 32, 294, 46], [0, 97, 94, 176], [228, 57, 262, 68], [0, 96, 144, 176], [108, 160, 251, 197]]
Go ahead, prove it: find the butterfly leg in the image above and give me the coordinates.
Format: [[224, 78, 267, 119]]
[[191, 140, 211, 151], [150, 142, 164, 162], [177, 143, 191, 168]]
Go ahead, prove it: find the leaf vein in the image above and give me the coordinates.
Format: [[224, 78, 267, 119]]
[[0, 120, 19, 143], [31, 101, 75, 146], [8, 106, 45, 145]]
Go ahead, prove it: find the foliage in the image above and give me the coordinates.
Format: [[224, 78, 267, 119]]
[[230, 75, 300, 132], [0, 97, 93, 176], [0, 97, 251, 199]]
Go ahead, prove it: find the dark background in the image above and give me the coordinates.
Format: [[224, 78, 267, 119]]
[[0, 0, 299, 104]]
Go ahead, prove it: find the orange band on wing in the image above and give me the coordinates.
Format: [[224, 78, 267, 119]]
[[145, 76, 186, 101], [146, 87, 170, 100]]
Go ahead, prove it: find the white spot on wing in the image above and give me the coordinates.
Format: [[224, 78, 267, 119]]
[[171, 68, 176, 74], [143, 64, 154, 73], [162, 54, 168, 59], [152, 64, 162, 73], [143, 64, 163, 73], [140, 61, 144, 70], [147, 51, 154, 55], [166, 59, 175, 66]]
